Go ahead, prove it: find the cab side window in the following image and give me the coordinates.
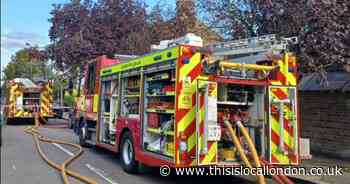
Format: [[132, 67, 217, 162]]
[[87, 64, 96, 94]]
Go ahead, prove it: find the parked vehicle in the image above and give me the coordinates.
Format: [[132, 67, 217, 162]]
[[74, 34, 307, 176], [0, 110, 3, 146], [4, 78, 54, 124]]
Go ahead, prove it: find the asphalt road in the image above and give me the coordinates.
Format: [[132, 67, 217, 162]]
[[1, 120, 257, 184]]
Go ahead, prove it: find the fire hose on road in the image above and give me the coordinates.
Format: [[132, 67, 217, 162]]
[[224, 119, 295, 184], [24, 113, 98, 184]]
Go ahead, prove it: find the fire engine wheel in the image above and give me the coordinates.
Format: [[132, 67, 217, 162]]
[[120, 132, 138, 173], [79, 125, 89, 147], [68, 118, 74, 129], [0, 125, 2, 147]]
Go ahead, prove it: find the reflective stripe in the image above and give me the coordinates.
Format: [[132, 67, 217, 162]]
[[271, 141, 290, 164], [269, 86, 297, 165], [179, 53, 201, 81], [200, 142, 217, 165]]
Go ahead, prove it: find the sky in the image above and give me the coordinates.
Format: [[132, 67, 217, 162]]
[[0, 0, 168, 72]]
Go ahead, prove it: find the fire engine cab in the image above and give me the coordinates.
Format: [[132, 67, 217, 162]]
[[75, 34, 303, 181]]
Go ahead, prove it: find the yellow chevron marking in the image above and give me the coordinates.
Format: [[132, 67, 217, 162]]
[[179, 53, 201, 80], [198, 135, 203, 155], [187, 133, 196, 153], [287, 73, 296, 86], [41, 104, 48, 111], [210, 85, 217, 97], [15, 110, 23, 117], [283, 54, 289, 75], [271, 115, 293, 149], [46, 85, 53, 93], [271, 81, 282, 86], [175, 54, 207, 165], [200, 142, 217, 165], [270, 88, 289, 104], [188, 93, 206, 162], [177, 76, 202, 135], [41, 104, 49, 115], [198, 105, 205, 149], [270, 86, 297, 165], [178, 107, 196, 135], [277, 59, 285, 73], [271, 141, 290, 164], [10, 85, 18, 93], [41, 96, 49, 104]]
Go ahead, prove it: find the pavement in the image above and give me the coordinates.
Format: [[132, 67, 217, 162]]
[[293, 155, 350, 184]]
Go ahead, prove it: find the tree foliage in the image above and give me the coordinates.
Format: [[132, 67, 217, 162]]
[[3, 47, 49, 81], [198, 0, 264, 39], [48, 0, 91, 72], [147, 0, 221, 45], [298, 0, 350, 73], [48, 0, 149, 75], [198, 0, 350, 73], [47, 0, 350, 74], [147, 4, 176, 44], [175, 0, 196, 37]]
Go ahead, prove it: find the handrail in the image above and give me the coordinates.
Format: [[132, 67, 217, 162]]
[[219, 61, 276, 71]]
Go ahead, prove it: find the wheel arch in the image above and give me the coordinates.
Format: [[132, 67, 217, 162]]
[[117, 128, 131, 152]]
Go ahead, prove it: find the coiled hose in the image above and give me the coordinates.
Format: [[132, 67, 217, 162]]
[[25, 114, 98, 184]]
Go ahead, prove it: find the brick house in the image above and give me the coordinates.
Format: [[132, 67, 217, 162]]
[[299, 72, 350, 159]]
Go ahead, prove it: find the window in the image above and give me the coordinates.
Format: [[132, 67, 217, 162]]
[[121, 75, 141, 117], [87, 64, 96, 94], [104, 81, 112, 94]]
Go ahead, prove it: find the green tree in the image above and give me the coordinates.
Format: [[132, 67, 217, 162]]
[[198, 0, 350, 73], [3, 47, 49, 81]]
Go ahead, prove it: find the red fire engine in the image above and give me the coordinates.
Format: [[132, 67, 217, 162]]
[[74, 34, 306, 183]]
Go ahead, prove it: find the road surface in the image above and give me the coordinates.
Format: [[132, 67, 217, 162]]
[[1, 121, 256, 184]]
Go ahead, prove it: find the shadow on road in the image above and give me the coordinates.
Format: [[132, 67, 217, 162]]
[[87, 148, 256, 184]]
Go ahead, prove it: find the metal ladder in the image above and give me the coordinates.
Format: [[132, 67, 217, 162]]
[[206, 34, 298, 59]]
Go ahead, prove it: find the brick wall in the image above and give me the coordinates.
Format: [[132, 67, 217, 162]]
[[300, 91, 350, 159]]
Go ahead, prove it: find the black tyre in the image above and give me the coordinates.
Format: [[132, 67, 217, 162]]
[[6, 118, 12, 125], [120, 132, 139, 173], [79, 125, 89, 147], [68, 118, 74, 129], [0, 125, 2, 147]]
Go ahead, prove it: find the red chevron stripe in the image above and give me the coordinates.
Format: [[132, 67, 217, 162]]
[[272, 114, 294, 137], [271, 129, 293, 152], [271, 154, 280, 163], [184, 119, 196, 137], [211, 154, 217, 163], [288, 153, 297, 163], [186, 147, 196, 165], [188, 61, 203, 82], [200, 142, 214, 162], [276, 72, 287, 85], [273, 88, 288, 100], [175, 61, 201, 123]]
